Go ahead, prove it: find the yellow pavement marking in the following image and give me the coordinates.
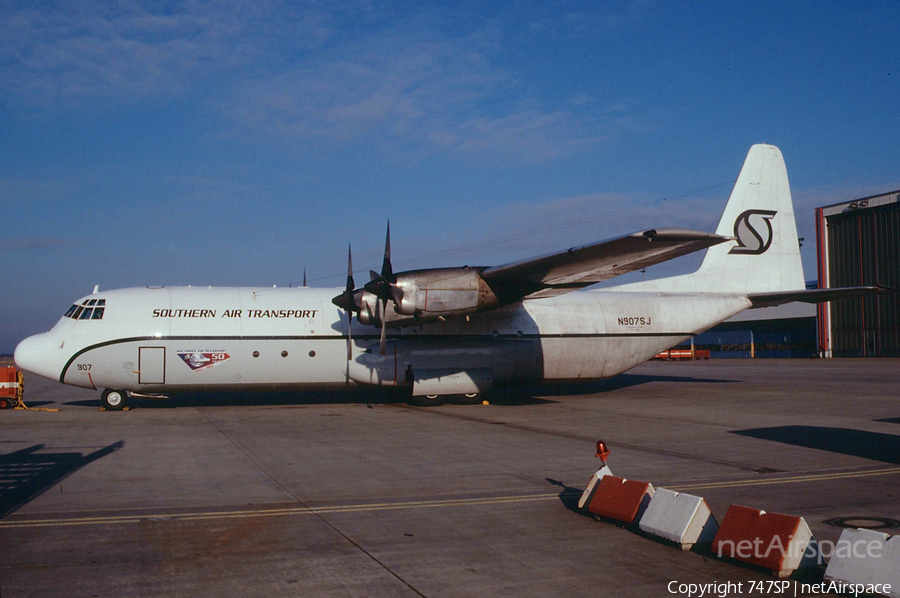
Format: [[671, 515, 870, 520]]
[[670, 466, 900, 491], [0, 494, 560, 529], [2, 466, 898, 530]]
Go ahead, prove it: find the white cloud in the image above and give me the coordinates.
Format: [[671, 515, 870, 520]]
[[0, 1, 335, 109], [2, 1, 655, 161], [222, 24, 639, 163]]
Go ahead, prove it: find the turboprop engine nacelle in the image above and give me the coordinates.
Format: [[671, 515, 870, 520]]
[[355, 290, 384, 326], [391, 267, 500, 318], [354, 290, 420, 328]]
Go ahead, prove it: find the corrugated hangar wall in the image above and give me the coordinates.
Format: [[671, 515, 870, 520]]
[[816, 191, 900, 357]]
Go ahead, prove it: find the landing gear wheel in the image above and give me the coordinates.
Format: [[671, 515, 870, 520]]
[[408, 394, 445, 407], [458, 393, 482, 405], [101, 389, 128, 411]]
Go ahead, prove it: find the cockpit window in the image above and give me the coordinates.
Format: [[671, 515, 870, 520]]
[[64, 299, 106, 320]]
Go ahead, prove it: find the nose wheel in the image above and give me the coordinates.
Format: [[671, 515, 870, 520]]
[[101, 388, 129, 411]]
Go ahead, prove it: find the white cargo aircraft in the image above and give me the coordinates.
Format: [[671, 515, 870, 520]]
[[14, 145, 880, 410]]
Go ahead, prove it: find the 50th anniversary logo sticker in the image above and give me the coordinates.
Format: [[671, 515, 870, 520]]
[[177, 351, 230, 372]]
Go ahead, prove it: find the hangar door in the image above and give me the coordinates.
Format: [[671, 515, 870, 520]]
[[139, 347, 166, 384]]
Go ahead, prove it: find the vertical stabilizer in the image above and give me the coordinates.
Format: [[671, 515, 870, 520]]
[[613, 144, 806, 294]]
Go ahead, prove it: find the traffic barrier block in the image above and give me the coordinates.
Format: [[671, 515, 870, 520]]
[[578, 465, 613, 510], [712, 505, 819, 577], [587, 475, 655, 524], [638, 488, 719, 550], [824, 528, 900, 597]]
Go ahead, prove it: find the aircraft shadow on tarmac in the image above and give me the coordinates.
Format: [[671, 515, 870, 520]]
[[0, 441, 123, 517], [876, 417, 900, 425], [60, 372, 735, 409], [65, 389, 406, 409], [732, 426, 900, 465], [507, 372, 736, 397]]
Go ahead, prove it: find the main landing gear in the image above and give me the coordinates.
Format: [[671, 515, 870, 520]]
[[101, 388, 129, 411], [408, 393, 481, 407]]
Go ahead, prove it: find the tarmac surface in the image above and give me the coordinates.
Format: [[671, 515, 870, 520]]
[[1, 358, 899, 597]]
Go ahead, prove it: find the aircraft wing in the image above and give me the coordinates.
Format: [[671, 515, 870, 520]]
[[481, 228, 731, 301]]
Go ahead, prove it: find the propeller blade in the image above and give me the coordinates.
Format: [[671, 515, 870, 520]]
[[345, 244, 355, 360], [346, 244, 355, 292], [381, 220, 393, 280], [347, 312, 353, 360], [332, 243, 361, 314], [379, 300, 388, 356], [389, 283, 404, 306], [365, 222, 399, 302]]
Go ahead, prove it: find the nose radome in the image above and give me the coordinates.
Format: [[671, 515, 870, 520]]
[[14, 332, 60, 380]]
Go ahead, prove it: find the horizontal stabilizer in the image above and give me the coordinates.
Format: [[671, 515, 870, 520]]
[[748, 286, 892, 309]]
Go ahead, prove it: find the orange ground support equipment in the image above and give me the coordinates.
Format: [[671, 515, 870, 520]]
[[653, 349, 711, 360], [0, 365, 24, 409]]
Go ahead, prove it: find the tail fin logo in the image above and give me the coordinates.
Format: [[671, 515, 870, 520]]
[[729, 209, 777, 255]]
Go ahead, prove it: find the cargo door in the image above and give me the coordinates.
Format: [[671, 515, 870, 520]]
[[139, 347, 166, 384]]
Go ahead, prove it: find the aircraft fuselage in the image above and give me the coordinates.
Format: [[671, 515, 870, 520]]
[[14, 286, 750, 396]]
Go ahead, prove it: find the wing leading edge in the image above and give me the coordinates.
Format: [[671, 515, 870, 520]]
[[481, 228, 731, 301]]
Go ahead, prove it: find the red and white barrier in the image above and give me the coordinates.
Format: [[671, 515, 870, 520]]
[[638, 488, 719, 550], [587, 475, 655, 525], [578, 465, 613, 510], [712, 505, 819, 577], [824, 528, 899, 597]]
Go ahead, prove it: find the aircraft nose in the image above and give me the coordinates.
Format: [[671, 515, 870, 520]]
[[15, 332, 61, 380]]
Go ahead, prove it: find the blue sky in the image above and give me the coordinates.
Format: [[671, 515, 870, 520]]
[[2, 0, 899, 353]]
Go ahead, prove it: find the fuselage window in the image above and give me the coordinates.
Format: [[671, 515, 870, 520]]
[[79, 308, 94, 320]]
